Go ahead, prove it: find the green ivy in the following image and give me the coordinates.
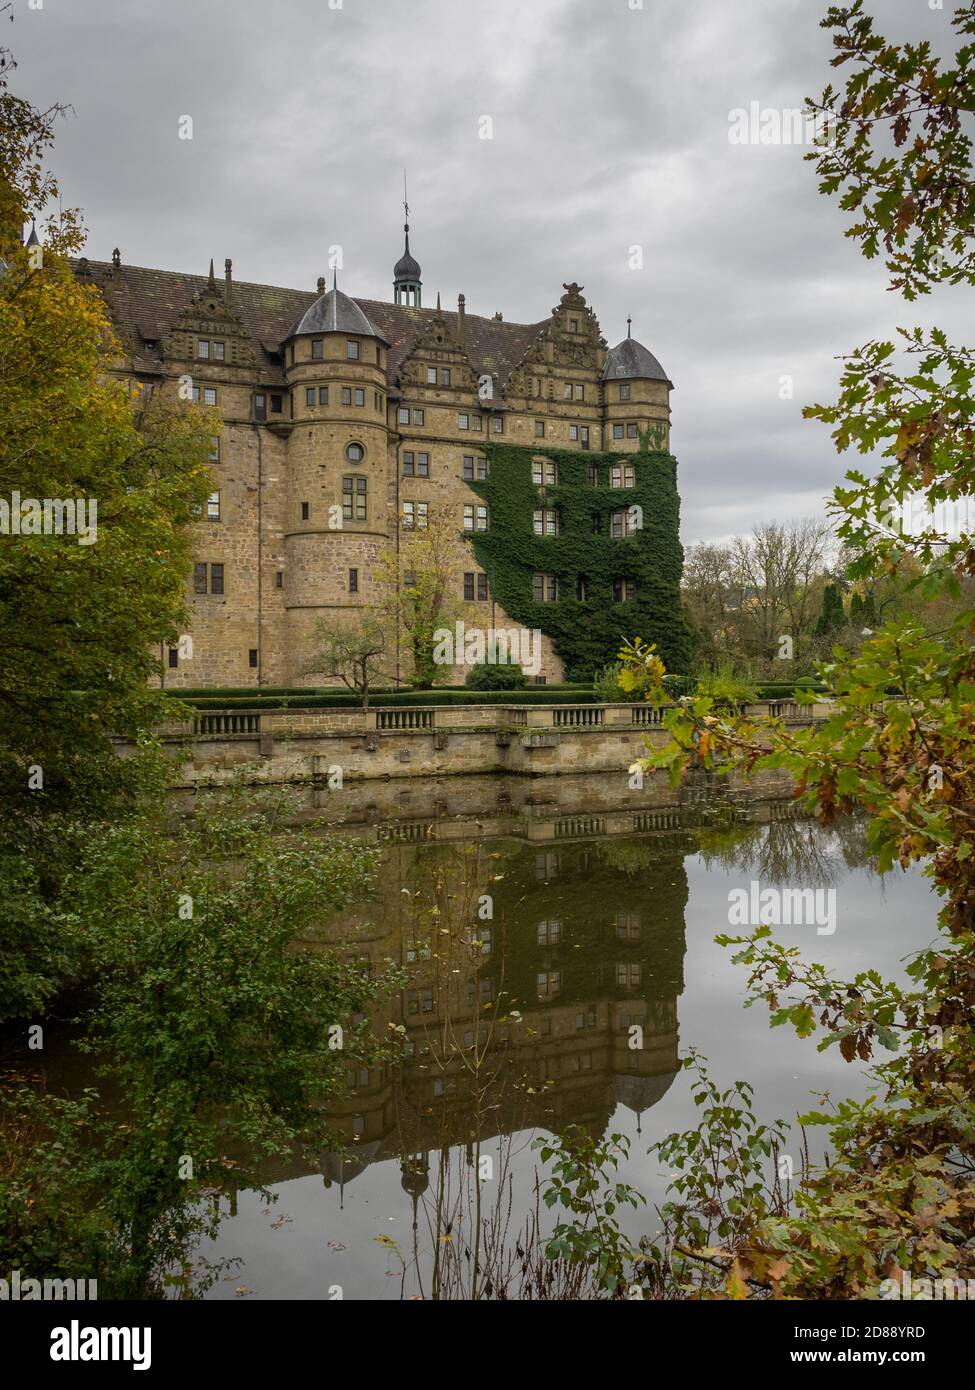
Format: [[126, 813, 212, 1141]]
[[468, 444, 691, 680]]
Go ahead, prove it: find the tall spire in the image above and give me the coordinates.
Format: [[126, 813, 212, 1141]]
[[394, 173, 422, 307]]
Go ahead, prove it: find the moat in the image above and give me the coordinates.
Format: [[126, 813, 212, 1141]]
[[168, 771, 933, 1301]]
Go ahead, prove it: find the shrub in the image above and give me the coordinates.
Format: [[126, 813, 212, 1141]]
[[463, 663, 528, 691]]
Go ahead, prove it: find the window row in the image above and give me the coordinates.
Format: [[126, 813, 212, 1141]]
[[308, 338, 365, 361], [302, 386, 386, 411], [532, 573, 638, 603]]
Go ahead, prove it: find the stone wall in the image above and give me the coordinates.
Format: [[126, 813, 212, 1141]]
[[142, 699, 830, 788]]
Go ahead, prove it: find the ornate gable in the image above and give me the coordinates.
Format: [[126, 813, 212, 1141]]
[[161, 260, 258, 367], [396, 303, 478, 393], [507, 283, 605, 396]]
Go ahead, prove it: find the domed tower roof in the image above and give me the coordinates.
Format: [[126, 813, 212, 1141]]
[[290, 273, 386, 341], [394, 230, 422, 283], [602, 321, 672, 387]]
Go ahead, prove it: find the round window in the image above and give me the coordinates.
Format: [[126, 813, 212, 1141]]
[[346, 442, 364, 462]]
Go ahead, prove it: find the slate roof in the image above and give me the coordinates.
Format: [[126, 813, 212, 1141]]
[[291, 286, 385, 341], [602, 336, 672, 387], [72, 258, 550, 393]]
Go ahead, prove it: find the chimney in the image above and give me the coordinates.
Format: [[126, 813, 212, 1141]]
[[457, 292, 466, 346], [225, 258, 233, 301]]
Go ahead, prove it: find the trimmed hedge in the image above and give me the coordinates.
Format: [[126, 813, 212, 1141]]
[[167, 679, 827, 712], [172, 688, 605, 712]]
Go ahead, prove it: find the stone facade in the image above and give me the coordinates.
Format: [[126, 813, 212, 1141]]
[[74, 237, 676, 689]]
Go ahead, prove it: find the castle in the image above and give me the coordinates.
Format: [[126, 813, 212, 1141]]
[[74, 220, 682, 688]]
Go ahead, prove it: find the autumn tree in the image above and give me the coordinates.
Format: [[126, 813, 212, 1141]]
[[378, 503, 461, 688], [303, 615, 389, 709], [0, 45, 213, 1017]]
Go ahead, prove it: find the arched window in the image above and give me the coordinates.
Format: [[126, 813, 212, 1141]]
[[346, 442, 365, 463]]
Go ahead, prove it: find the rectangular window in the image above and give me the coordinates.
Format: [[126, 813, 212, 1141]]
[[627, 422, 639, 438], [441, 368, 451, 386], [538, 919, 562, 946], [210, 563, 224, 595], [458, 413, 470, 430], [477, 573, 488, 601], [208, 436, 220, 461], [426, 367, 437, 385], [349, 568, 358, 594], [347, 340, 360, 360], [533, 508, 559, 536], [412, 408, 424, 425], [193, 562, 207, 594], [249, 649, 258, 668], [613, 577, 637, 602], [587, 463, 597, 486], [398, 406, 410, 425], [275, 571, 283, 589], [342, 387, 352, 406], [532, 572, 558, 602], [569, 424, 578, 441], [342, 474, 367, 521], [535, 420, 545, 437], [206, 491, 220, 522], [270, 394, 283, 414], [355, 388, 365, 406], [463, 572, 475, 601], [312, 339, 324, 360], [463, 504, 488, 531], [574, 383, 584, 400], [306, 387, 316, 407], [619, 382, 630, 401], [613, 423, 624, 440], [532, 458, 557, 487], [610, 463, 636, 488], [579, 425, 590, 449], [462, 455, 488, 481], [168, 646, 178, 669], [319, 386, 329, 406], [563, 382, 573, 400], [492, 414, 504, 433], [301, 502, 310, 521], [197, 339, 210, 360], [213, 342, 225, 361], [203, 387, 217, 407]]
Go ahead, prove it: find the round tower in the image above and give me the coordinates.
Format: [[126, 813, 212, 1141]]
[[601, 319, 673, 451], [282, 273, 391, 681]]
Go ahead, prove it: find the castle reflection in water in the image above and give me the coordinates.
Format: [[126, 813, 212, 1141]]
[[287, 771, 805, 1203]]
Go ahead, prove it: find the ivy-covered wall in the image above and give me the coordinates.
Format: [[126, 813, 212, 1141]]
[[468, 444, 691, 680]]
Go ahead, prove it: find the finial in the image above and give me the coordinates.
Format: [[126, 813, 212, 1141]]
[[317, 276, 326, 295], [332, 265, 337, 292], [626, 315, 632, 338], [436, 290, 441, 311], [207, 258, 216, 287], [112, 247, 121, 268]]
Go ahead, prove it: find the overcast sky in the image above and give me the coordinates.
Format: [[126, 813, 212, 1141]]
[[9, 0, 973, 545]]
